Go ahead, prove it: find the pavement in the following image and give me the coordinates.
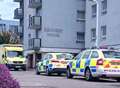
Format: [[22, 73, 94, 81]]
[[11, 70, 120, 88]]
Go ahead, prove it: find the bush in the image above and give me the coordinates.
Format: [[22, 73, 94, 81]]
[[0, 64, 20, 88]]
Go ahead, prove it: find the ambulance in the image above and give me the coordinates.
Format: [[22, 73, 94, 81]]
[[66, 48, 120, 81], [0, 44, 27, 70]]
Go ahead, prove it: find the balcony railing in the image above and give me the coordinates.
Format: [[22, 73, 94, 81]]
[[14, 0, 22, 2], [29, 16, 42, 29], [29, 0, 42, 8], [29, 38, 41, 50], [14, 8, 23, 19]]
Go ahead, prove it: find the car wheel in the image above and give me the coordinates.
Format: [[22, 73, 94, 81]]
[[14, 68, 19, 71], [66, 67, 73, 79], [57, 73, 62, 76], [116, 78, 120, 82], [85, 68, 93, 81], [36, 67, 40, 75], [45, 67, 51, 76], [23, 66, 27, 71]]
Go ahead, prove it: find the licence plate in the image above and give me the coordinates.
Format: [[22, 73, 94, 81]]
[[15, 66, 21, 68]]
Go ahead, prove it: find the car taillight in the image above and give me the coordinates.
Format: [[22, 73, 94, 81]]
[[97, 58, 104, 65], [61, 61, 67, 64], [51, 60, 59, 63]]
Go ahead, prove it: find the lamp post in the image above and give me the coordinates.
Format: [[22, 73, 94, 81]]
[[90, 0, 99, 48]]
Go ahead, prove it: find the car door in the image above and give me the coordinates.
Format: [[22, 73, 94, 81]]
[[71, 53, 81, 74], [89, 51, 99, 68], [42, 54, 49, 71], [80, 50, 91, 76], [38, 57, 45, 72]]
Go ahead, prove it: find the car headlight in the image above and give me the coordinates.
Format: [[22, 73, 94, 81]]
[[23, 59, 27, 64], [8, 61, 13, 64]]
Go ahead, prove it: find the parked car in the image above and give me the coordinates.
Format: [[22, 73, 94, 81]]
[[66, 48, 120, 81], [36, 53, 73, 76]]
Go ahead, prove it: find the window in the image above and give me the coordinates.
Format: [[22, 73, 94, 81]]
[[7, 51, 23, 57], [91, 28, 96, 41], [29, 15, 32, 28], [9, 25, 18, 33], [76, 10, 85, 21], [102, 51, 120, 58], [76, 32, 85, 43], [48, 54, 53, 59], [0, 24, 6, 32], [82, 51, 91, 59], [75, 53, 82, 60], [91, 51, 99, 58], [101, 0, 107, 15], [101, 25, 106, 39], [92, 4, 97, 17]]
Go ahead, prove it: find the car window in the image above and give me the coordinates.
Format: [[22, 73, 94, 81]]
[[90, 51, 99, 58], [56, 54, 64, 59], [43, 54, 48, 60], [82, 51, 91, 59], [102, 51, 120, 58], [48, 54, 53, 59], [74, 53, 82, 60], [65, 54, 73, 60]]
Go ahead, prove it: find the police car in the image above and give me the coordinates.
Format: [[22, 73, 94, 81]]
[[36, 53, 73, 76], [66, 48, 120, 81]]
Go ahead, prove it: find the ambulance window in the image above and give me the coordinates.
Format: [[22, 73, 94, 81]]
[[91, 51, 99, 58], [82, 51, 91, 59]]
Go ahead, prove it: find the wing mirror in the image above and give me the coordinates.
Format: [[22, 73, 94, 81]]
[[2, 55, 5, 58]]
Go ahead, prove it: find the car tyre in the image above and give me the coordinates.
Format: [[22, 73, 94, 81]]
[[116, 78, 120, 82], [36, 68, 40, 75], [45, 67, 51, 76], [23, 66, 27, 71], [85, 68, 93, 81], [57, 73, 62, 76], [66, 67, 73, 79]]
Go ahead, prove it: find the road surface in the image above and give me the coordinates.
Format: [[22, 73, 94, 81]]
[[11, 70, 120, 88]]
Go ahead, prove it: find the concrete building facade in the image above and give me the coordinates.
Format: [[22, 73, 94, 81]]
[[85, 0, 120, 48], [13, 0, 120, 68], [22, 0, 86, 68], [14, 0, 24, 44]]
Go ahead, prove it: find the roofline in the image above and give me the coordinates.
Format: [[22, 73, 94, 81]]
[[0, 44, 23, 47]]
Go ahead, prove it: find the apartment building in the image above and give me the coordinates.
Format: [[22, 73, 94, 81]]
[[14, 0, 24, 44], [85, 0, 120, 48], [22, 0, 86, 68], [0, 19, 19, 33]]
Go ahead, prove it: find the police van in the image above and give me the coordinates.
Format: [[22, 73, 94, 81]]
[[66, 48, 120, 81]]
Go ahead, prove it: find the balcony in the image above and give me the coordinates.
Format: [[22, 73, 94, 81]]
[[14, 0, 22, 2], [29, 38, 41, 50], [29, 16, 42, 29], [14, 8, 23, 19], [29, 0, 42, 8], [18, 26, 23, 33]]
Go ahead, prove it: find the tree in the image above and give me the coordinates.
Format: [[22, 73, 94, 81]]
[[0, 32, 20, 44]]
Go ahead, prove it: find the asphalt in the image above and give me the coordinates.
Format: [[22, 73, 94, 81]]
[[11, 70, 120, 88]]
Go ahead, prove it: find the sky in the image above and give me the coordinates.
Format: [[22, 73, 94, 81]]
[[0, 0, 19, 20]]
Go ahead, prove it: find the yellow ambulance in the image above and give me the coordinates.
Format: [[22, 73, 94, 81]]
[[0, 44, 27, 70]]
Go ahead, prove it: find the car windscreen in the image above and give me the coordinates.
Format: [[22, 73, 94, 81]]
[[56, 54, 73, 60], [102, 51, 120, 58], [7, 51, 23, 58]]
